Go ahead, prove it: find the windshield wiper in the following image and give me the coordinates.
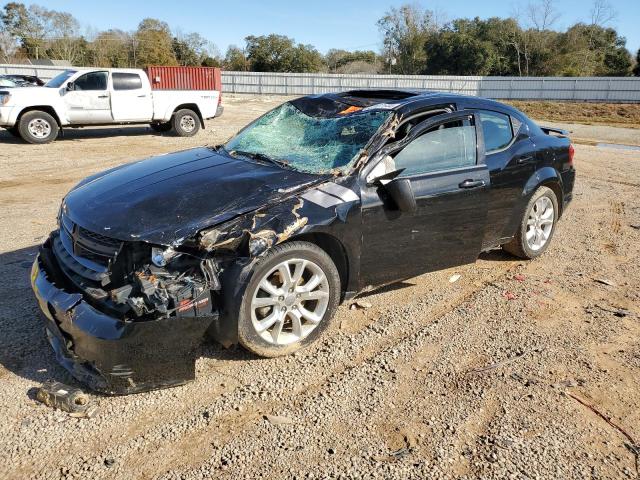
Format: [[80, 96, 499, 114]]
[[230, 150, 292, 170]]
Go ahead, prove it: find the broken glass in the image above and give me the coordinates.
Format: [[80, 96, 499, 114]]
[[225, 102, 391, 174]]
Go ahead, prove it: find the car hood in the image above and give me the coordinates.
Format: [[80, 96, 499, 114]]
[[62, 147, 323, 245]]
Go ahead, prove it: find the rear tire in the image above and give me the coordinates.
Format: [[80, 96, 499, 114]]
[[18, 110, 59, 144], [150, 122, 172, 133], [503, 186, 559, 259], [172, 109, 200, 137], [233, 241, 341, 358]]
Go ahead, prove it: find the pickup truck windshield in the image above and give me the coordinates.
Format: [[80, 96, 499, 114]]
[[45, 70, 77, 88], [225, 102, 391, 174]]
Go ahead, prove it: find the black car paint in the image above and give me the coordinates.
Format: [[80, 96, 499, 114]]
[[31, 91, 575, 394]]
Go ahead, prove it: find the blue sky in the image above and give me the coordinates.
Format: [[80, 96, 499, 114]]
[[5, 0, 640, 54]]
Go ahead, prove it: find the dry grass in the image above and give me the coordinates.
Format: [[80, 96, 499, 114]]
[[506, 100, 640, 129]]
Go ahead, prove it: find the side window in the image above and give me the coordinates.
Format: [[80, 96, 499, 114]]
[[74, 71, 108, 91], [394, 120, 477, 177], [479, 111, 513, 153], [113, 73, 143, 91]]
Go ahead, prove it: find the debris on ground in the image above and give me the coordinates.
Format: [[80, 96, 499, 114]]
[[630, 224, 640, 230], [468, 351, 528, 374], [564, 391, 640, 477], [595, 304, 632, 318], [351, 300, 372, 310], [263, 414, 295, 425], [449, 274, 461, 283], [513, 274, 526, 282], [35, 381, 98, 418], [594, 278, 616, 287], [503, 291, 517, 300]]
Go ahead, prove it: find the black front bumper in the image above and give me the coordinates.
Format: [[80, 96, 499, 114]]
[[30, 239, 217, 395]]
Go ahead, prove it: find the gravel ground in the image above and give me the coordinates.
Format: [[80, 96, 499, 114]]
[[0, 95, 639, 479]]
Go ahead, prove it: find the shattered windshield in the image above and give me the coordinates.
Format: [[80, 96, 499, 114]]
[[225, 102, 391, 174]]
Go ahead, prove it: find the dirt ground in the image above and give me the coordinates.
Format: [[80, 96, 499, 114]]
[[0, 95, 639, 479]]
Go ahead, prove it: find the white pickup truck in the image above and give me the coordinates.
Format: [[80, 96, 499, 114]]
[[0, 68, 223, 144]]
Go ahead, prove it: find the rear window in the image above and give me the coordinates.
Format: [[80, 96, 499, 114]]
[[113, 73, 143, 91]]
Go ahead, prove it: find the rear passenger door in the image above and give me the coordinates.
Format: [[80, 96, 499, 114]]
[[359, 112, 490, 287], [110, 72, 153, 122], [475, 110, 538, 248]]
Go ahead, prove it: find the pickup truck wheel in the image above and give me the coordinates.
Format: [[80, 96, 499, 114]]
[[234, 241, 341, 358], [18, 111, 59, 144], [503, 186, 558, 259], [172, 109, 200, 137], [150, 122, 172, 133]]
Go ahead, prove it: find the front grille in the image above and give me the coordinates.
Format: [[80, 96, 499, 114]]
[[60, 214, 122, 269]]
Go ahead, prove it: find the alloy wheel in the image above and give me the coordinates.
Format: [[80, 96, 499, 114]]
[[526, 196, 554, 251], [250, 258, 330, 345]]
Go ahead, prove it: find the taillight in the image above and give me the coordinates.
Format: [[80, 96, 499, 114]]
[[568, 144, 575, 166]]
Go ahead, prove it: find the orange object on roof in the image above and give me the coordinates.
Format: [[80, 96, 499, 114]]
[[338, 105, 363, 115]]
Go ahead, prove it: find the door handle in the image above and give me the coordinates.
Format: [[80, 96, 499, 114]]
[[458, 179, 486, 189], [97, 95, 109, 98], [517, 155, 534, 164]]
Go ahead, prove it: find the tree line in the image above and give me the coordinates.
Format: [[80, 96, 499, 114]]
[[1, 1, 638, 76]]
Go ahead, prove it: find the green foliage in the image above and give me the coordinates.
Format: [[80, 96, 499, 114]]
[[377, 4, 435, 74], [243, 34, 324, 72], [224, 45, 249, 71], [633, 49, 640, 76]]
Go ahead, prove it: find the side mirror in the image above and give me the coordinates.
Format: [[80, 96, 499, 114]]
[[66, 82, 74, 91], [385, 178, 417, 213]]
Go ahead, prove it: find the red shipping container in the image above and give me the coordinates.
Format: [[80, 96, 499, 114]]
[[145, 66, 222, 101]]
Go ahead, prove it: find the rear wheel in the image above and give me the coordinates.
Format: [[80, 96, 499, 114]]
[[172, 109, 200, 137], [503, 186, 558, 259], [18, 110, 59, 144], [235, 241, 341, 357]]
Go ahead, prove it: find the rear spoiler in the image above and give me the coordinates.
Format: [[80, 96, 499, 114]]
[[540, 126, 569, 137]]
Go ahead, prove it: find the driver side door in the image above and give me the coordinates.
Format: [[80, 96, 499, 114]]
[[64, 71, 111, 124], [359, 112, 490, 287]]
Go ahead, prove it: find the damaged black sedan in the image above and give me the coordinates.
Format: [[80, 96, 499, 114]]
[[31, 90, 575, 394]]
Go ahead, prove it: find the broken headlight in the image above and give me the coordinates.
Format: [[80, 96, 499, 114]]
[[151, 246, 181, 267]]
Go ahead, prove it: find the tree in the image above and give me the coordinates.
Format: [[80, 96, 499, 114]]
[[424, 30, 493, 75], [244, 34, 324, 72], [134, 18, 177, 67], [377, 4, 436, 74], [325, 49, 380, 73], [633, 49, 640, 76], [526, 0, 560, 31], [0, 30, 19, 62], [88, 29, 131, 67], [224, 45, 249, 71]]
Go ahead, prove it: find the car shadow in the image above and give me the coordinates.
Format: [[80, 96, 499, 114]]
[[0, 125, 169, 144], [355, 281, 416, 299], [478, 249, 514, 262], [0, 244, 251, 397]]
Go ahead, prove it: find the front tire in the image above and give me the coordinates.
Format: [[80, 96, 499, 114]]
[[18, 111, 59, 144], [235, 241, 341, 358], [172, 109, 200, 137], [503, 186, 559, 259]]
